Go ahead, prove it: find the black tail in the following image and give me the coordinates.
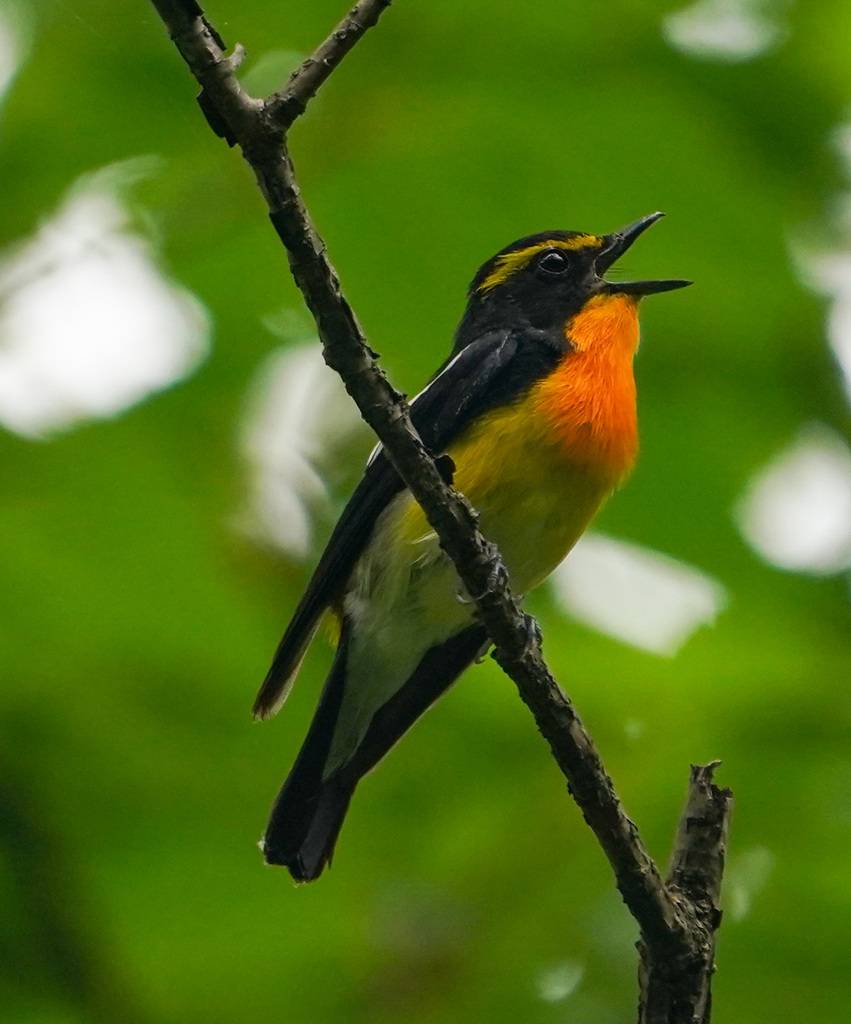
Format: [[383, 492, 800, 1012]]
[[261, 621, 353, 881], [261, 621, 489, 881]]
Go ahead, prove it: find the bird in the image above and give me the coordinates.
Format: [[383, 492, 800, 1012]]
[[254, 212, 689, 881]]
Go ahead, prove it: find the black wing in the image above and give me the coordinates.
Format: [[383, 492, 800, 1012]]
[[253, 326, 564, 717]]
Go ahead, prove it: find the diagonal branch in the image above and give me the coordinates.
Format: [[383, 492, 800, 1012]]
[[148, 2, 731, 1017], [267, 0, 395, 128]]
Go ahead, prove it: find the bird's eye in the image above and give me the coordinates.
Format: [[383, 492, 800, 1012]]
[[537, 250, 570, 275]]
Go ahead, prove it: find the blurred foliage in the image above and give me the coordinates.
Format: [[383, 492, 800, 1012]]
[[1, 1, 851, 1022]]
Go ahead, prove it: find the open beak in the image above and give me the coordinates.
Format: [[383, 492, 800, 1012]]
[[596, 212, 691, 297]]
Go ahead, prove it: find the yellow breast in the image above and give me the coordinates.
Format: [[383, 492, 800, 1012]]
[[439, 401, 614, 593], [389, 293, 641, 596]]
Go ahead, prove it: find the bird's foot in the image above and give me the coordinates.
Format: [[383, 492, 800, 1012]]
[[455, 556, 510, 606]]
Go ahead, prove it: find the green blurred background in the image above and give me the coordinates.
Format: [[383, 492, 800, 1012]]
[[2, 0, 851, 1021]]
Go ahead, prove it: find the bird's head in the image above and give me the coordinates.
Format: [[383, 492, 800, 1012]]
[[457, 212, 690, 341]]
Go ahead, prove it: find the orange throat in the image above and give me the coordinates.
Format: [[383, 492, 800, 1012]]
[[535, 294, 640, 483]]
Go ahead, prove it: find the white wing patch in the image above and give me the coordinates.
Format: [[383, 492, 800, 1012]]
[[366, 347, 467, 467]]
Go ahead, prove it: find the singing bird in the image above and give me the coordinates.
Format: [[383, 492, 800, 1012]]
[[255, 212, 689, 881]]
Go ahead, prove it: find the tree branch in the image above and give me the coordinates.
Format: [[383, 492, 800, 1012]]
[[639, 763, 732, 1023], [267, 0, 395, 128], [149, 2, 732, 1017]]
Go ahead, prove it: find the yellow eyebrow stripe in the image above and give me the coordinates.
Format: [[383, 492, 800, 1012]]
[[477, 235, 601, 293]]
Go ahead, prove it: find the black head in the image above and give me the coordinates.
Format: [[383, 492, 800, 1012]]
[[456, 213, 690, 341]]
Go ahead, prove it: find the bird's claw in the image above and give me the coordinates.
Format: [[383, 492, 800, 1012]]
[[522, 614, 543, 655], [454, 558, 509, 605]]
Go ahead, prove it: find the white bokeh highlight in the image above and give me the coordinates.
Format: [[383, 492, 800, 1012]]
[[551, 533, 727, 656], [793, 124, 851, 405], [736, 426, 851, 575], [663, 0, 787, 62], [726, 846, 775, 922], [796, 248, 851, 404], [239, 343, 366, 559], [0, 4, 24, 104], [0, 167, 209, 437], [535, 960, 585, 1004]]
